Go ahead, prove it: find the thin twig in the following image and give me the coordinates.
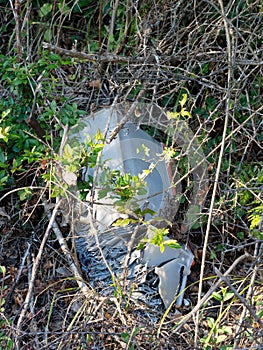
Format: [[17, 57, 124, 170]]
[[194, 0, 234, 344], [90, 95, 119, 206], [43, 198, 91, 298], [87, 216, 127, 325], [106, 89, 145, 143], [233, 242, 263, 347], [171, 252, 250, 334], [5, 240, 32, 310], [15, 199, 62, 346], [98, 0, 102, 49], [41, 42, 263, 67], [42, 42, 144, 63], [9, 0, 23, 61], [107, 0, 119, 52], [0, 186, 44, 203], [214, 267, 263, 329], [27, 76, 46, 140]]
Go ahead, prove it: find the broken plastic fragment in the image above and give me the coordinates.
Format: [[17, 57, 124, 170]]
[[64, 103, 198, 309]]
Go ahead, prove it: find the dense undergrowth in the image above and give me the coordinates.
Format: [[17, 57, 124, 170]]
[[0, 0, 262, 349]]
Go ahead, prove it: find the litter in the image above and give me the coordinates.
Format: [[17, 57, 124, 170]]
[[63, 102, 207, 309]]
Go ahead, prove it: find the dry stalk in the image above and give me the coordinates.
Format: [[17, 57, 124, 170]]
[[214, 267, 263, 329], [4, 241, 32, 310], [107, 0, 119, 52], [170, 252, 250, 334], [44, 200, 91, 298], [233, 242, 263, 347], [15, 199, 63, 348], [9, 0, 23, 61], [194, 0, 235, 343]]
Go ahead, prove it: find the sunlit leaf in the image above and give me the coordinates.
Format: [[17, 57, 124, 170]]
[[180, 93, 188, 108], [164, 239, 181, 249], [0, 126, 10, 142], [160, 243, 165, 253], [215, 334, 227, 343], [181, 108, 192, 118], [206, 316, 215, 328], [0, 265, 6, 276], [223, 292, 234, 302], [63, 143, 74, 160], [212, 291, 223, 302], [112, 218, 136, 227], [1, 109, 11, 119]]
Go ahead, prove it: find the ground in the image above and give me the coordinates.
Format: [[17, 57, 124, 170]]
[[0, 1, 262, 349]]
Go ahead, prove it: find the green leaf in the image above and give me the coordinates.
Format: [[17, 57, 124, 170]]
[[0, 265, 6, 276], [39, 3, 52, 17], [212, 292, 223, 302], [44, 28, 52, 42], [49, 53, 62, 62], [0, 149, 6, 164], [237, 231, 245, 240], [206, 316, 215, 328], [1, 108, 11, 120], [121, 332, 129, 343], [50, 100, 57, 112], [0, 126, 10, 142], [210, 249, 217, 259], [108, 33, 115, 44], [137, 241, 146, 250], [18, 188, 32, 201], [63, 143, 74, 160], [181, 108, 192, 118], [220, 325, 233, 335], [215, 334, 227, 343], [137, 187, 147, 196], [58, 2, 70, 14], [223, 292, 234, 302], [134, 207, 156, 217], [112, 218, 136, 227], [163, 239, 181, 249], [167, 111, 180, 120], [160, 243, 165, 253]]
